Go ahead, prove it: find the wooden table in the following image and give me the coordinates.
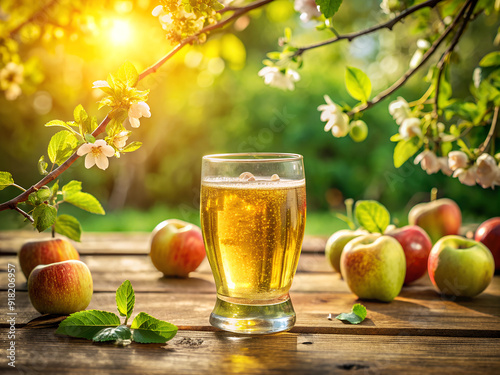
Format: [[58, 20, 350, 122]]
[[1, 231, 499, 374]]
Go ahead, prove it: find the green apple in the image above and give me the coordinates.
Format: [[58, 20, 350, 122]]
[[408, 198, 461, 243], [325, 229, 367, 274], [340, 234, 406, 302], [28, 260, 93, 315], [150, 219, 206, 277], [428, 235, 494, 297]]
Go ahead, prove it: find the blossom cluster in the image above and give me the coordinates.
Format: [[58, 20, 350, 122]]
[[0, 62, 24, 101], [387, 97, 500, 189]]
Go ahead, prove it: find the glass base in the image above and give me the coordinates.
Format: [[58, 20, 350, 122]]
[[209, 295, 296, 334]]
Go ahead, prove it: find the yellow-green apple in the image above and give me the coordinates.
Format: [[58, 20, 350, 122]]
[[474, 217, 500, 271], [428, 235, 494, 297], [28, 260, 93, 315], [408, 198, 462, 243], [19, 238, 80, 279], [150, 219, 206, 277], [325, 229, 368, 275], [340, 234, 406, 302], [386, 225, 432, 284]]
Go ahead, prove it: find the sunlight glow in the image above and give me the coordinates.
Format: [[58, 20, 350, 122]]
[[109, 19, 132, 45]]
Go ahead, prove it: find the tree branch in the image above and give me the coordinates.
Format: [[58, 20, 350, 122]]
[[347, 0, 474, 116], [14, 206, 34, 223], [0, 0, 274, 213], [7, 0, 59, 37], [294, 0, 444, 56], [433, 0, 478, 118], [478, 106, 499, 154]]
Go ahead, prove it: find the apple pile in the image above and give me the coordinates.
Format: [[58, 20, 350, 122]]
[[150, 219, 206, 277], [326, 199, 496, 302], [18, 237, 93, 315]]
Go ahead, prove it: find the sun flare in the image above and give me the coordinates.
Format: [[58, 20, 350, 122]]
[[109, 19, 132, 45]]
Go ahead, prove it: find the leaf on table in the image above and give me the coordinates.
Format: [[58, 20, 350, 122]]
[[131, 312, 178, 344], [335, 304, 367, 325], [56, 310, 121, 340], [354, 200, 390, 234], [93, 325, 132, 343], [25, 314, 68, 329], [54, 214, 82, 242], [116, 280, 135, 319], [0, 171, 14, 190]]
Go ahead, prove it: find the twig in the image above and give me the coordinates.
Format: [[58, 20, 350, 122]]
[[347, 0, 474, 116], [433, 0, 478, 118], [219, 0, 275, 14], [14, 206, 34, 223], [294, 0, 444, 56], [478, 106, 499, 154], [0, 0, 273, 213], [7, 0, 59, 36]]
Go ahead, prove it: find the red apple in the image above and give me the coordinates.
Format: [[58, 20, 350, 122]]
[[475, 217, 500, 271], [408, 198, 462, 243], [19, 238, 80, 279], [340, 234, 406, 302], [28, 260, 93, 315], [428, 236, 494, 297], [150, 219, 206, 277], [386, 225, 432, 284]]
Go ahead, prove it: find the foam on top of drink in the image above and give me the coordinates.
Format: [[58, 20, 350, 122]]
[[202, 175, 305, 189]]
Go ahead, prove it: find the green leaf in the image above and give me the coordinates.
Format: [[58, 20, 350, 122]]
[[93, 325, 132, 343], [73, 104, 88, 124], [47, 130, 78, 166], [54, 215, 82, 242], [316, 0, 343, 18], [116, 280, 135, 319], [354, 200, 390, 234], [335, 304, 367, 325], [117, 61, 139, 87], [131, 312, 178, 344], [38, 155, 49, 176], [393, 137, 423, 168], [85, 134, 96, 143], [51, 180, 59, 197], [62, 181, 105, 215], [45, 120, 78, 134], [345, 66, 371, 103], [36, 187, 51, 202], [0, 171, 14, 191], [480, 51, 500, 67], [32, 204, 57, 232], [64, 191, 105, 215], [56, 310, 121, 340], [121, 141, 142, 153]]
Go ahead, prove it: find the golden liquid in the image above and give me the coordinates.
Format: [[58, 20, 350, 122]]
[[201, 177, 306, 301]]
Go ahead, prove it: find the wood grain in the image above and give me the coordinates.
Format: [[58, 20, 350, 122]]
[[1, 329, 498, 374]]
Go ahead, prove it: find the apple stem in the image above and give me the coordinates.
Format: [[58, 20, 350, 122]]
[[51, 225, 55, 238], [430, 188, 438, 202], [345, 198, 356, 230]]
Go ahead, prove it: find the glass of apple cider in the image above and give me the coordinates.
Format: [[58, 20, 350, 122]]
[[200, 153, 306, 334]]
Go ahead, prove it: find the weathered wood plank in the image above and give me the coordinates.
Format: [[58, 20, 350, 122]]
[[3, 289, 499, 337], [0, 230, 327, 255], [1, 329, 498, 374]]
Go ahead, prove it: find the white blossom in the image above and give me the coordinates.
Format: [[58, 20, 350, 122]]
[[380, 0, 400, 14], [113, 131, 129, 149], [388, 97, 411, 125], [414, 150, 440, 174], [409, 39, 430, 69], [438, 157, 453, 176], [448, 151, 469, 171], [294, 0, 321, 22], [475, 153, 500, 188], [77, 140, 115, 170], [317, 95, 349, 138], [399, 117, 422, 139], [0, 62, 24, 101], [453, 165, 477, 186], [128, 101, 151, 128], [258, 67, 300, 91]]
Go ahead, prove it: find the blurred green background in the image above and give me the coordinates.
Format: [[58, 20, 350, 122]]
[[1, 0, 499, 236]]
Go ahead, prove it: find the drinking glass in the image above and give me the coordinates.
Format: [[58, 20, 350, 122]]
[[200, 153, 306, 334]]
